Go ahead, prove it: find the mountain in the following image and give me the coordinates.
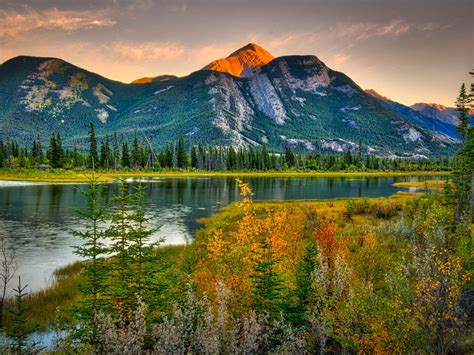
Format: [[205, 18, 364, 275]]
[[410, 102, 474, 126], [131, 75, 178, 84], [365, 89, 461, 139], [0, 44, 458, 156], [202, 43, 274, 78]]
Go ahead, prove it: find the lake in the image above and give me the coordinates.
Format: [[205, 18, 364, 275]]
[[0, 175, 436, 291]]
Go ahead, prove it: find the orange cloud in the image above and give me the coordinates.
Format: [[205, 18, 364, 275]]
[[103, 42, 185, 62], [0, 7, 116, 42]]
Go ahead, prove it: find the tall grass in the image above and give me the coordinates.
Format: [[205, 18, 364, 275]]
[[3, 262, 84, 332]]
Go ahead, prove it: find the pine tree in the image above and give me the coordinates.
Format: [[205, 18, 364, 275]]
[[88, 122, 99, 169], [131, 131, 140, 169], [456, 83, 469, 140], [250, 235, 284, 317], [0, 140, 5, 168], [127, 184, 161, 310], [121, 140, 130, 168], [198, 143, 206, 169], [451, 81, 474, 222], [7, 277, 37, 354], [72, 143, 81, 168], [48, 133, 63, 168], [105, 180, 135, 317], [293, 239, 319, 325], [73, 175, 109, 344], [113, 132, 120, 170], [285, 147, 296, 168], [190, 144, 197, 169], [176, 136, 188, 169], [55, 133, 64, 168], [357, 139, 363, 168], [227, 146, 237, 170]]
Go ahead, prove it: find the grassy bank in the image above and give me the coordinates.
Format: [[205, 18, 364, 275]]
[[0, 168, 451, 183], [393, 179, 449, 191], [2, 244, 190, 332]]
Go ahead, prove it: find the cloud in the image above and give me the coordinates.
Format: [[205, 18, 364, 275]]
[[170, 3, 188, 13], [0, 7, 116, 42], [333, 19, 411, 41], [103, 41, 185, 62], [332, 53, 351, 67]]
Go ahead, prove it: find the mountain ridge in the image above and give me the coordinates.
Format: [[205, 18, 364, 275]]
[[0, 44, 459, 156]]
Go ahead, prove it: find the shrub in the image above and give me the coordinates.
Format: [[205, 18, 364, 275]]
[[345, 199, 371, 217], [369, 201, 402, 219]]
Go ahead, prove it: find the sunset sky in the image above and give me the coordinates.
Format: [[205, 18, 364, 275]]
[[0, 0, 472, 106]]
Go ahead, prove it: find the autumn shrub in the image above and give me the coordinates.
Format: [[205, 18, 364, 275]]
[[369, 201, 402, 219], [345, 198, 371, 217]]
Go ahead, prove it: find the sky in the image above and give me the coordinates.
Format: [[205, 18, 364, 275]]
[[0, 0, 472, 106]]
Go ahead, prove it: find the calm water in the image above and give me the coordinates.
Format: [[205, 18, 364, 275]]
[[0, 175, 435, 291]]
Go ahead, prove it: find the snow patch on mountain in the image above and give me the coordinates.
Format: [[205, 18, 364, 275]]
[[93, 83, 112, 104], [341, 117, 359, 129], [318, 139, 356, 153], [154, 85, 174, 95], [95, 109, 109, 123], [403, 127, 422, 142], [340, 105, 361, 112], [280, 136, 316, 151]]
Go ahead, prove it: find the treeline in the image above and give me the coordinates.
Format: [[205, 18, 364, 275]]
[[0, 123, 451, 172]]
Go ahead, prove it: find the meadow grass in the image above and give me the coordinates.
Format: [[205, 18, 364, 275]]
[[0, 168, 451, 183], [392, 179, 450, 191]]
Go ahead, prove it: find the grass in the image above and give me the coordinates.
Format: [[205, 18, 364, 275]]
[[392, 179, 450, 191], [1, 245, 190, 332], [3, 261, 84, 332], [0, 168, 451, 183]]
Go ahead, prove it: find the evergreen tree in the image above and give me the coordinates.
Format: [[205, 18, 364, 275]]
[[190, 144, 197, 169], [293, 240, 319, 325], [48, 133, 64, 168], [0, 140, 5, 168], [176, 136, 188, 169], [104, 180, 159, 318], [456, 83, 469, 140], [6, 277, 37, 354], [127, 184, 161, 310], [250, 236, 284, 317], [131, 131, 140, 169], [113, 132, 120, 170], [72, 143, 81, 168], [285, 147, 296, 168], [121, 140, 130, 168], [55, 133, 64, 168], [88, 122, 99, 169], [73, 175, 109, 344], [198, 143, 206, 169], [227, 146, 237, 170], [451, 81, 474, 222]]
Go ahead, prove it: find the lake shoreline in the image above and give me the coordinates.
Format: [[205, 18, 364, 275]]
[[0, 169, 451, 183]]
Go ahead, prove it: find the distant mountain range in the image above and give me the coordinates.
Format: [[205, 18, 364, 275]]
[[0, 43, 462, 156]]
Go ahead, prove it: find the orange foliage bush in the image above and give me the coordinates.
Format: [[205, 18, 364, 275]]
[[315, 223, 338, 258]]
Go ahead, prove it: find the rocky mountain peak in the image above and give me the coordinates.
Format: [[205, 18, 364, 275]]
[[202, 43, 274, 78]]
